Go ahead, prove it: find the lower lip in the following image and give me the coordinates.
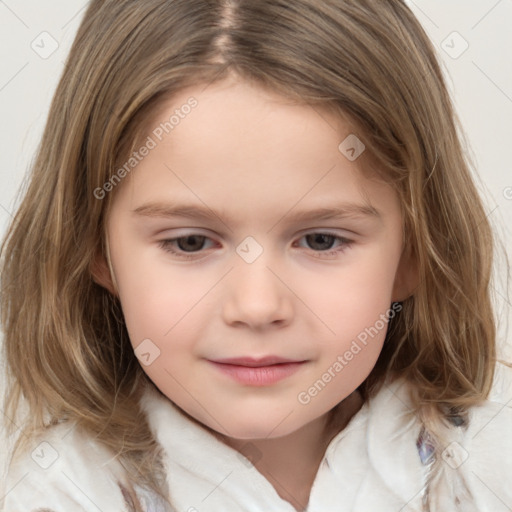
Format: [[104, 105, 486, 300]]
[[209, 361, 306, 386]]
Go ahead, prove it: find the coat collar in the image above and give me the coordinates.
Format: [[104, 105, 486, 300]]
[[140, 378, 425, 511]]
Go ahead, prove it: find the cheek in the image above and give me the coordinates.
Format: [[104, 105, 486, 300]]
[[118, 277, 206, 353], [111, 236, 210, 341], [292, 251, 397, 398], [114, 263, 207, 389], [296, 252, 399, 335]]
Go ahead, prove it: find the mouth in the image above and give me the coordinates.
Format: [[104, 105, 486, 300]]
[[208, 356, 308, 386], [212, 356, 304, 367]]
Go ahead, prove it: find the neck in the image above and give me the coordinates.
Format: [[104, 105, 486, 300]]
[[216, 390, 364, 511]]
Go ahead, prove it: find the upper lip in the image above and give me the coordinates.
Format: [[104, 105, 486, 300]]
[[210, 356, 305, 367]]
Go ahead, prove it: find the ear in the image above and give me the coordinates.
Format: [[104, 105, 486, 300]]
[[90, 247, 118, 296], [392, 246, 419, 302]]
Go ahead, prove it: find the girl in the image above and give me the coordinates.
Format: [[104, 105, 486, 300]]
[[1, 0, 511, 511]]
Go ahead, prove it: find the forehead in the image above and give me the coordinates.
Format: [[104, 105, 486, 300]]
[[110, 77, 398, 223]]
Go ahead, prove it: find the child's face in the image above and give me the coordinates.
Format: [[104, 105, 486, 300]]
[[101, 76, 411, 439]]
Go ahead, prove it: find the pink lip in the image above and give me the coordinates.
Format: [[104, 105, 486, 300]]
[[212, 356, 302, 367], [208, 356, 307, 386]]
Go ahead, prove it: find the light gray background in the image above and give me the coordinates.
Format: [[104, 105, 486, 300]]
[[0, 0, 511, 472]]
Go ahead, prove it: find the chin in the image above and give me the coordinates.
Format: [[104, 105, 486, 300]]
[[219, 416, 304, 441]]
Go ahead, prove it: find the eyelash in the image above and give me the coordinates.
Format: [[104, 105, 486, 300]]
[[157, 232, 354, 260]]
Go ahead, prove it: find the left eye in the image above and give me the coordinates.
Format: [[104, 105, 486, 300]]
[[297, 233, 340, 251]]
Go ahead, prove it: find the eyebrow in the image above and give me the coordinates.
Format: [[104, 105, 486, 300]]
[[132, 201, 380, 226]]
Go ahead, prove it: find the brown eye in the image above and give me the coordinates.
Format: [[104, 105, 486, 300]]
[[175, 235, 207, 252], [304, 233, 337, 251], [294, 232, 354, 259], [158, 234, 216, 259]]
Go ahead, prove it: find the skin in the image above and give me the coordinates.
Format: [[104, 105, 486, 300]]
[[93, 74, 415, 510]]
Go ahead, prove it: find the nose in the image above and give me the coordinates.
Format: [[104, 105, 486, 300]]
[[222, 256, 294, 330]]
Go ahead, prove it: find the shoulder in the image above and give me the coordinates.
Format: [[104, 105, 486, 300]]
[[1, 422, 134, 511], [455, 363, 512, 488], [363, 375, 512, 509], [458, 387, 512, 507]]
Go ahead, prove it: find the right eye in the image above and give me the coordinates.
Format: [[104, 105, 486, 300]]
[[158, 234, 218, 259]]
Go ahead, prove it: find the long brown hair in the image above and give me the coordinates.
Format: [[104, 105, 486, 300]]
[[1, 0, 504, 506]]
